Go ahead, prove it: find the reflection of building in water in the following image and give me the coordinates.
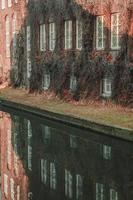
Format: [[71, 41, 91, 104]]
[[0, 110, 133, 200], [0, 113, 29, 200]]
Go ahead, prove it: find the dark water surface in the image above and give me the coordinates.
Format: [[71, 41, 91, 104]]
[[0, 106, 133, 200]]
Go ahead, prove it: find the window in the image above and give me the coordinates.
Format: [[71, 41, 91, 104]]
[[4, 174, 8, 197], [8, 0, 12, 7], [1, 0, 5, 9], [49, 22, 56, 51], [70, 135, 77, 148], [96, 16, 105, 50], [103, 145, 112, 160], [42, 73, 50, 90], [76, 20, 82, 49], [65, 20, 72, 49], [27, 52, 31, 78], [96, 183, 104, 200], [41, 159, 47, 184], [26, 26, 31, 52], [50, 162, 57, 189], [111, 13, 121, 49], [5, 16, 10, 57], [110, 189, 118, 200], [12, 14, 17, 58], [102, 78, 112, 97], [70, 75, 77, 91], [10, 178, 15, 200], [76, 175, 83, 200], [40, 24, 46, 51], [26, 26, 31, 78], [65, 169, 73, 199]]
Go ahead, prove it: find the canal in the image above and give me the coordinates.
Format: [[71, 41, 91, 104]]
[[0, 105, 133, 200]]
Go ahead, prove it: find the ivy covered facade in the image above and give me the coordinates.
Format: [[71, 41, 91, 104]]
[[1, 0, 133, 104]]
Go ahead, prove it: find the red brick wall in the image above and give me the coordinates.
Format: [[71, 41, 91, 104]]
[[0, 0, 27, 83]]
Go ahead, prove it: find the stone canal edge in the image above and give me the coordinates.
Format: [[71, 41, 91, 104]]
[[0, 97, 133, 142]]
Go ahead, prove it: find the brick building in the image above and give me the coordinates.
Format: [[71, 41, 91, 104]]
[[0, 0, 27, 83], [0, 0, 133, 102]]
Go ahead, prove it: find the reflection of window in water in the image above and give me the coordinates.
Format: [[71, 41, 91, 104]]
[[41, 125, 51, 144], [28, 192, 33, 200], [76, 174, 83, 200], [110, 189, 118, 200], [70, 135, 77, 148], [12, 116, 19, 175], [17, 185, 20, 200], [96, 183, 104, 200], [40, 160, 57, 189], [50, 162, 57, 189], [103, 145, 112, 160], [27, 120, 32, 171], [7, 128, 11, 169], [4, 174, 8, 197], [41, 159, 47, 184], [65, 169, 73, 199], [65, 170, 83, 200], [10, 178, 15, 200]]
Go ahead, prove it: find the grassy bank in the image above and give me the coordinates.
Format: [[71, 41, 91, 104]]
[[0, 87, 133, 130]]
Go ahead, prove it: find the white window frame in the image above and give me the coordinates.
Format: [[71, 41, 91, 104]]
[[102, 78, 112, 97], [96, 16, 105, 50], [26, 26, 31, 52], [76, 20, 82, 50], [40, 24, 46, 51], [76, 174, 83, 200], [43, 73, 50, 90], [70, 75, 77, 91], [65, 169, 73, 199], [65, 20, 72, 49], [27, 52, 31, 79], [1, 0, 5, 9], [111, 13, 121, 50], [96, 183, 104, 200], [4, 174, 8, 197], [26, 26, 31, 78], [49, 22, 56, 51], [5, 16, 10, 57], [8, 0, 12, 7], [103, 145, 112, 160], [110, 189, 118, 200], [50, 162, 57, 189]]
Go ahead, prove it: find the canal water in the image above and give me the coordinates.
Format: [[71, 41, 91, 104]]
[[0, 106, 133, 200]]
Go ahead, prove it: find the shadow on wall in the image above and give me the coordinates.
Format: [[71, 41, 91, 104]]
[[10, 0, 133, 105]]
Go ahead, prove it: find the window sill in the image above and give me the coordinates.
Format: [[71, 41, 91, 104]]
[[101, 93, 112, 98]]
